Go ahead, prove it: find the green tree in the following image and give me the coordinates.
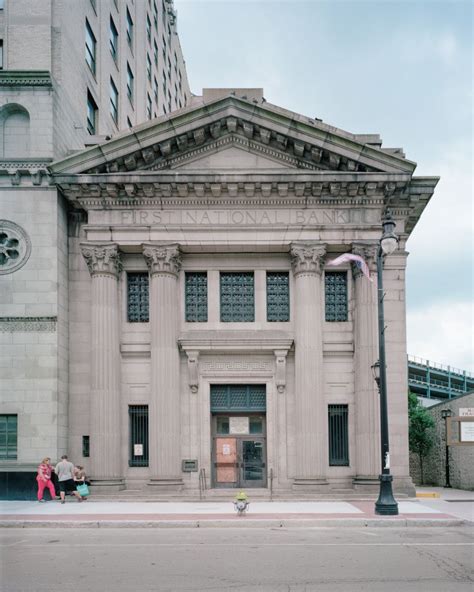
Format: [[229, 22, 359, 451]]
[[408, 392, 435, 484]]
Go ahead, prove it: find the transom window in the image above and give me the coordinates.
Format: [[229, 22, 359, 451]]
[[127, 272, 149, 322], [220, 272, 255, 322], [325, 272, 348, 322], [266, 272, 289, 322], [0, 415, 17, 460], [185, 272, 208, 322]]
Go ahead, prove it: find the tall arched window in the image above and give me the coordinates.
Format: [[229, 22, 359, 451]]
[[0, 104, 30, 158]]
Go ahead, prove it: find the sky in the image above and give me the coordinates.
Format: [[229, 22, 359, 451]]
[[174, 0, 473, 373]]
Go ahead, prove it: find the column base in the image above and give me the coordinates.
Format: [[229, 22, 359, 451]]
[[90, 478, 125, 493], [292, 478, 329, 492], [353, 476, 380, 491], [147, 477, 184, 492]]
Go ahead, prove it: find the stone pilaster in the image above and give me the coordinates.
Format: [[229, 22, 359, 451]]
[[351, 242, 380, 490], [143, 243, 183, 490], [80, 242, 124, 491], [290, 242, 328, 490]]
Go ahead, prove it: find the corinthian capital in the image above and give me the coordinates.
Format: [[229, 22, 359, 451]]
[[352, 242, 378, 278], [142, 243, 181, 277], [290, 243, 326, 276], [80, 243, 122, 278]]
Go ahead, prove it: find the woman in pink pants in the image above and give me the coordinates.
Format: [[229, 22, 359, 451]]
[[36, 457, 56, 502]]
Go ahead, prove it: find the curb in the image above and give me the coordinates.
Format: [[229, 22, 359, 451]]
[[0, 518, 467, 529]]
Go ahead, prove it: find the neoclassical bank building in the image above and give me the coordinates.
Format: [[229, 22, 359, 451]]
[[0, 90, 438, 496]]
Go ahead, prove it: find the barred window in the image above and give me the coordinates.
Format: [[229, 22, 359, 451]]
[[0, 415, 17, 460], [127, 273, 149, 322], [328, 405, 349, 466], [325, 272, 348, 322], [129, 406, 149, 467], [267, 272, 289, 322], [220, 272, 254, 322], [185, 272, 207, 322]]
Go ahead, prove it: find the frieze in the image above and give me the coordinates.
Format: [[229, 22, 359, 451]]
[[94, 207, 380, 227], [201, 360, 273, 372], [0, 316, 57, 332]]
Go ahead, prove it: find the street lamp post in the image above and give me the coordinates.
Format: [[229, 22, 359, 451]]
[[371, 213, 399, 516], [441, 409, 453, 488]]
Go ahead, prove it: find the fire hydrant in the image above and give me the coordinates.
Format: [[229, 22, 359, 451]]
[[233, 490, 249, 515]]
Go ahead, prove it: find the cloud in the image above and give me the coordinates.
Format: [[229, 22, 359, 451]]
[[407, 300, 474, 372]]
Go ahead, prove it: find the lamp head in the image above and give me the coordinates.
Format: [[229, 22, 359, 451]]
[[381, 213, 398, 255], [441, 409, 453, 419], [371, 360, 381, 386]]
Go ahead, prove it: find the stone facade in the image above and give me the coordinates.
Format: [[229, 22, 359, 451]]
[[38, 91, 437, 496], [410, 392, 474, 490], [0, 0, 190, 497], [0, 4, 439, 500]]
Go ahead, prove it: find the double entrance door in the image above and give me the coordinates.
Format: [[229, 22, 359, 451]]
[[212, 414, 267, 488]]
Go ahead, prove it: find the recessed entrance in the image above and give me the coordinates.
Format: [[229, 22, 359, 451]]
[[210, 385, 267, 489]]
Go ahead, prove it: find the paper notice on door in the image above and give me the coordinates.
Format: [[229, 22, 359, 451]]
[[222, 444, 231, 455], [229, 416, 249, 435]]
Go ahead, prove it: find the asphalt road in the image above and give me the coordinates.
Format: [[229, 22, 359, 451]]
[[1, 526, 473, 592]]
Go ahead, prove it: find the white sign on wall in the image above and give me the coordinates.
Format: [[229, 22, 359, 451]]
[[229, 417, 249, 435], [134, 444, 144, 456], [459, 408, 474, 417], [460, 423, 474, 443]]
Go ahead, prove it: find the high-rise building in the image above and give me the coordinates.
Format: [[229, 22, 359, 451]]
[[0, 0, 191, 159]]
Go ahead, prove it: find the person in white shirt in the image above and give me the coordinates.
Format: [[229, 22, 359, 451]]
[[55, 455, 82, 504]]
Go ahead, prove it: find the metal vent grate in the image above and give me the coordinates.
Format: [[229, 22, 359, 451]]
[[267, 272, 290, 322], [220, 272, 255, 322], [127, 273, 149, 322], [185, 272, 208, 322], [211, 385, 266, 412]]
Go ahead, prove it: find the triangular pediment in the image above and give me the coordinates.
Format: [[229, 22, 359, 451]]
[[50, 95, 417, 176], [155, 138, 303, 171]]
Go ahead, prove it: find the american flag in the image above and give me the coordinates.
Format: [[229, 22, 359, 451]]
[[329, 253, 373, 282]]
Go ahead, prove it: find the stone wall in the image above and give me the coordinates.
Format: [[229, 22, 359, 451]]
[[410, 392, 474, 490]]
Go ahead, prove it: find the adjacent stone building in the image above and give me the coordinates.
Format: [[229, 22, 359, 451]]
[[0, 0, 191, 497]]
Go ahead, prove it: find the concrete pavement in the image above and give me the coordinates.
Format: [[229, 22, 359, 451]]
[[1, 487, 472, 528]]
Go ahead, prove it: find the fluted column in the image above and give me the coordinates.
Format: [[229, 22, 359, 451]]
[[81, 242, 124, 490], [352, 242, 380, 489], [143, 243, 183, 490], [290, 242, 328, 490]]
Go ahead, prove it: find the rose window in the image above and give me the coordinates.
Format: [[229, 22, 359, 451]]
[[0, 221, 31, 275]]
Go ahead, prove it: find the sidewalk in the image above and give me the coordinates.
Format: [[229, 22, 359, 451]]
[[1, 488, 472, 528]]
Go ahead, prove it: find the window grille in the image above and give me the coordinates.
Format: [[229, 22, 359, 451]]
[[220, 272, 254, 322], [82, 435, 90, 458], [0, 415, 17, 460], [328, 405, 349, 466], [267, 272, 290, 322], [325, 272, 348, 321], [210, 385, 266, 412], [127, 273, 149, 322], [185, 272, 207, 322], [129, 406, 149, 467]]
